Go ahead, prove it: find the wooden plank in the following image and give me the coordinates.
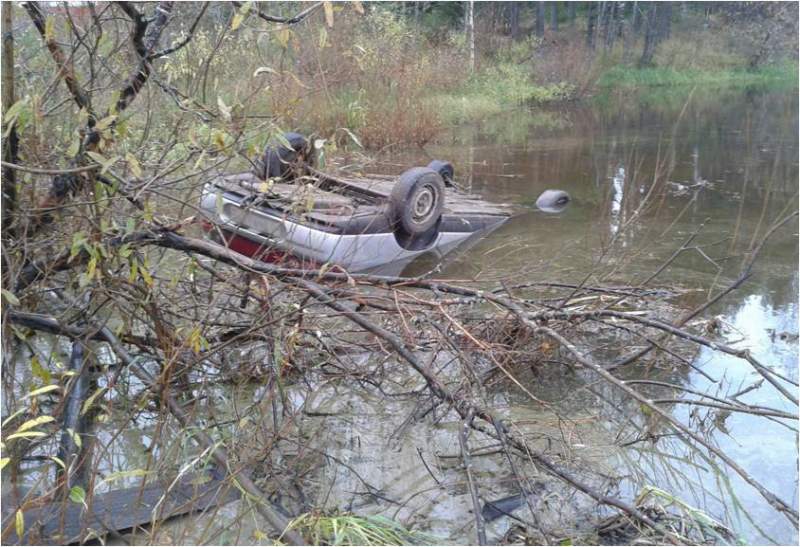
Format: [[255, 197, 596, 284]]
[[1, 471, 239, 545]]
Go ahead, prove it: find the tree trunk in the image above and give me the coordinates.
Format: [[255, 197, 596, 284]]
[[638, 4, 658, 67], [509, 1, 520, 39], [624, 1, 636, 60], [466, 1, 475, 73], [604, 2, 617, 49], [2, 1, 18, 235], [633, 0, 643, 33], [657, 1, 672, 41], [550, 1, 558, 31], [568, 2, 576, 26], [586, 1, 598, 49], [616, 1, 626, 38], [535, 1, 545, 37]]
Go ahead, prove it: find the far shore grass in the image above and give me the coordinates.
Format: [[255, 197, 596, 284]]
[[597, 61, 798, 90]]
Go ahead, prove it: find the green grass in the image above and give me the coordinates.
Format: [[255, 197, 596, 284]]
[[285, 513, 438, 546], [598, 61, 798, 89], [428, 63, 575, 125]]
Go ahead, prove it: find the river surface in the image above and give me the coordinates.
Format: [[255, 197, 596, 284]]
[[367, 84, 798, 544]]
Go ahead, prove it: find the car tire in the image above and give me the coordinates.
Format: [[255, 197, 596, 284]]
[[427, 160, 455, 187], [255, 132, 314, 181], [390, 167, 446, 235]]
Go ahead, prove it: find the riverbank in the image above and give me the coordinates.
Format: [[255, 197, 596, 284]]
[[280, 3, 798, 147]]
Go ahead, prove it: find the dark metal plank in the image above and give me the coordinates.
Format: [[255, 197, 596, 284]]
[[1, 471, 239, 545]]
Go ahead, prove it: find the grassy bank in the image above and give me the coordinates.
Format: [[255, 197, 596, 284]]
[[598, 61, 798, 89], [428, 65, 574, 125]]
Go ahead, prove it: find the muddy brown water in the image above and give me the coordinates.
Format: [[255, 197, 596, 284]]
[[4, 85, 797, 545]]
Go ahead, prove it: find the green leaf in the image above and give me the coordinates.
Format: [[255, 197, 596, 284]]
[[0, 457, 10, 471], [66, 135, 81, 158], [31, 356, 51, 383], [70, 232, 87, 261], [50, 456, 66, 469], [1, 289, 20, 306], [3, 98, 30, 138], [128, 258, 139, 283], [68, 486, 86, 505]]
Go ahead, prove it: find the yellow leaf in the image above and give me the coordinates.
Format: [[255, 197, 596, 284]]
[[5, 431, 48, 441], [2, 408, 25, 428], [276, 28, 291, 49], [231, 12, 244, 30], [1, 289, 19, 306], [125, 153, 142, 178], [213, 130, 227, 152], [50, 456, 66, 469], [0, 457, 9, 471], [217, 96, 232, 122], [22, 385, 60, 399], [81, 387, 107, 415], [15, 509, 23, 539], [98, 468, 149, 487], [253, 66, 277, 78], [323, 1, 334, 27], [67, 428, 82, 449], [15, 415, 55, 434], [140, 266, 153, 287], [44, 16, 55, 41], [87, 151, 107, 166], [193, 150, 206, 170], [95, 114, 117, 131]]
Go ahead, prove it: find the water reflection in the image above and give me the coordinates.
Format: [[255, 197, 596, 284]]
[[386, 84, 798, 544], [610, 165, 625, 238]]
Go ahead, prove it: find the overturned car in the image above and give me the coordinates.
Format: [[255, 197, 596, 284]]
[[200, 133, 533, 273]]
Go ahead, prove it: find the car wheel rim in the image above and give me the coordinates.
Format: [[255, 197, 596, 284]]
[[412, 186, 436, 222]]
